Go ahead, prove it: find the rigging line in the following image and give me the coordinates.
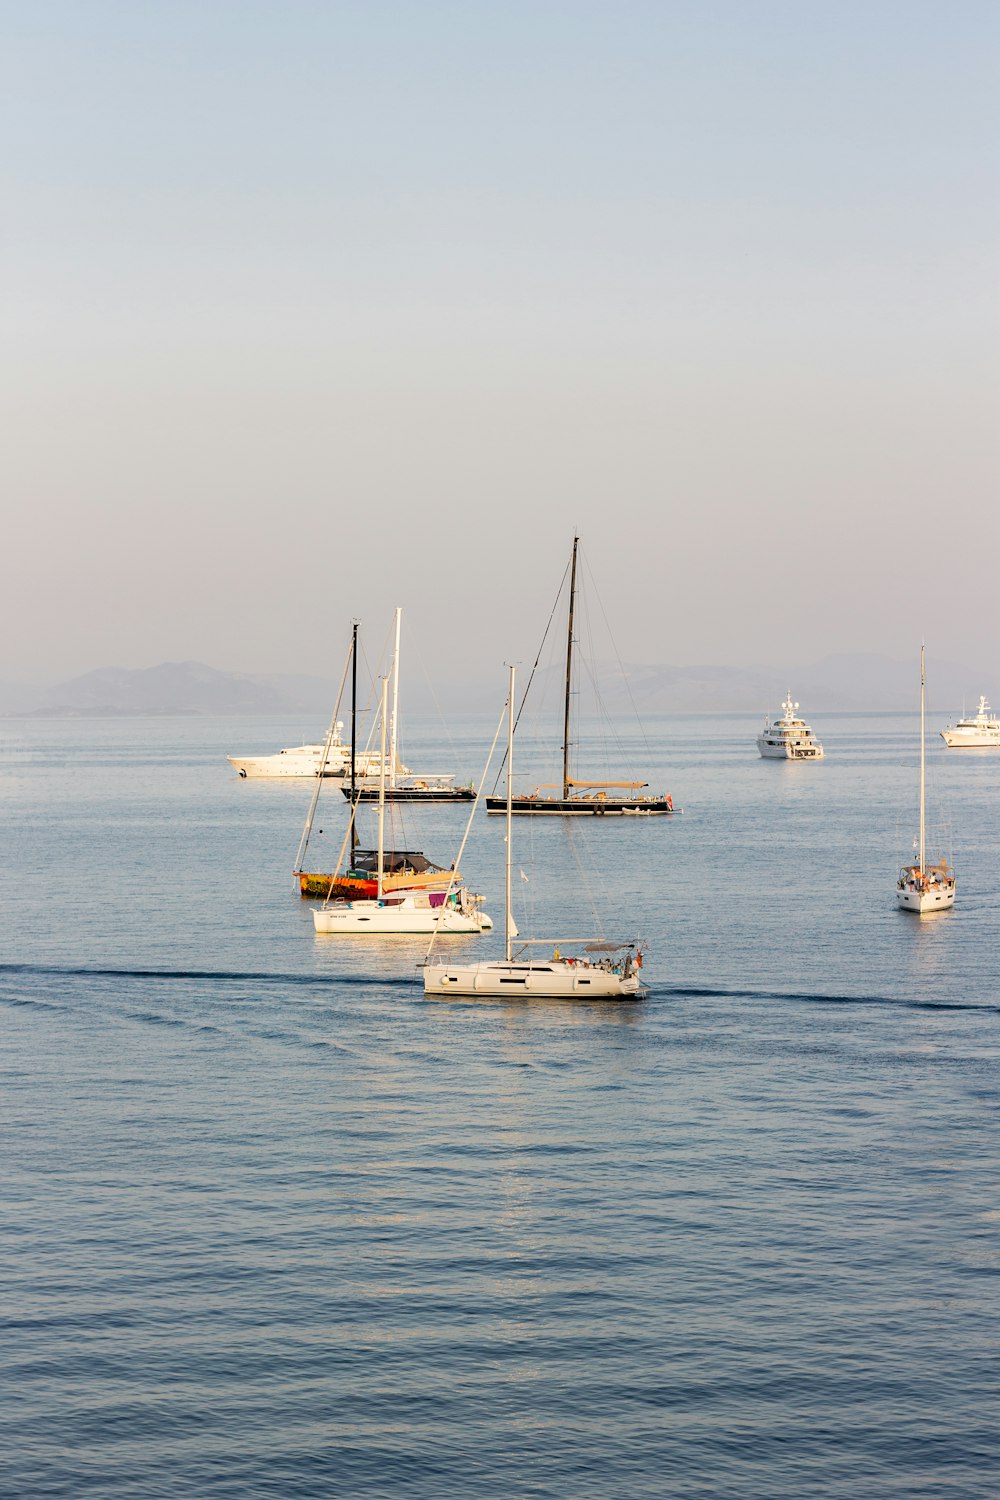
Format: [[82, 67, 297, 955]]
[[582, 547, 656, 763], [563, 819, 607, 942], [577, 642, 634, 780], [322, 789, 362, 905], [422, 697, 508, 965], [490, 552, 573, 795], [412, 637, 462, 773], [321, 677, 409, 905], [313, 656, 388, 900], [571, 582, 632, 778], [319, 667, 388, 903], [294, 635, 353, 872], [585, 587, 632, 773]]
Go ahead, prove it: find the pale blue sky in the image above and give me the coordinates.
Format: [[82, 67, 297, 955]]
[[3, 2, 998, 683]]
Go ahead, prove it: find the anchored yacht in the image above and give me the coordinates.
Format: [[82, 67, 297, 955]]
[[898, 646, 956, 913], [423, 665, 648, 1001], [228, 725, 402, 779], [757, 695, 825, 760], [941, 696, 1000, 749]]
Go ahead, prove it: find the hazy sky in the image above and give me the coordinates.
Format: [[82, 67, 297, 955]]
[[3, 1, 998, 685]]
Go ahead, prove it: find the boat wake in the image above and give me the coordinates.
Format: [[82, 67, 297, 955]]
[[668, 983, 1000, 1013], [0, 962, 420, 990]]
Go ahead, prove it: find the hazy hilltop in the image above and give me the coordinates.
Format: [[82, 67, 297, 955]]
[[0, 662, 336, 718], [614, 653, 994, 714], [0, 653, 994, 718]]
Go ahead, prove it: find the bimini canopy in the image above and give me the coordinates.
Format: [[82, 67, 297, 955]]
[[350, 850, 442, 874]]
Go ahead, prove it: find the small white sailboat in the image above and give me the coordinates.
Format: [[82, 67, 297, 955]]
[[757, 694, 824, 759], [941, 696, 1000, 749], [313, 676, 492, 936], [423, 666, 647, 998], [897, 646, 956, 914]]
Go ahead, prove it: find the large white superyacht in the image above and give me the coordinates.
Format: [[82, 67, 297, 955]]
[[941, 696, 1000, 749], [228, 727, 400, 780], [757, 694, 825, 760]]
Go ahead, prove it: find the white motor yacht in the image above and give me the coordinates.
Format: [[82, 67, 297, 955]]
[[757, 694, 824, 760], [941, 696, 1000, 748], [228, 726, 404, 780]]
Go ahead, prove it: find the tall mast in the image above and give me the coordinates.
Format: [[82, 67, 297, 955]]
[[919, 642, 926, 874], [377, 675, 388, 900], [350, 619, 359, 862], [293, 631, 353, 875], [505, 663, 515, 963], [562, 535, 579, 799], [389, 606, 401, 791]]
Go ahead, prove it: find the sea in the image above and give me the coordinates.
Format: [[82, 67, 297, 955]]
[[1, 711, 998, 1499]]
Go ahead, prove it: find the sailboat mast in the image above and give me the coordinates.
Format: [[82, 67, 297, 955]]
[[919, 642, 926, 874], [377, 676, 388, 900], [505, 663, 515, 963], [350, 619, 359, 862], [389, 606, 401, 791], [293, 631, 353, 874], [562, 535, 579, 800]]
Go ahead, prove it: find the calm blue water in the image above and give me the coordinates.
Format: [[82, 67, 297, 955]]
[[1, 713, 998, 1498]]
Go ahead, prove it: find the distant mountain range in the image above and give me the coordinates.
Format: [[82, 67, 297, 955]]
[[0, 662, 336, 718], [0, 653, 994, 718], [613, 653, 995, 714]]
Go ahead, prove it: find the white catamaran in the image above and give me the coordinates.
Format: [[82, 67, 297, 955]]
[[423, 666, 647, 997], [897, 645, 956, 914]]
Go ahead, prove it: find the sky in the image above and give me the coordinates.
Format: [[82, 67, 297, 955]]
[[3, 1, 998, 687]]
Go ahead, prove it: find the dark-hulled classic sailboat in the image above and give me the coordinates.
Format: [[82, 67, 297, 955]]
[[485, 536, 674, 817]]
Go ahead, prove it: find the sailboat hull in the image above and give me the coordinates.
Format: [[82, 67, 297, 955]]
[[485, 796, 673, 816], [298, 869, 454, 899], [896, 885, 956, 913], [314, 903, 492, 934], [347, 786, 476, 803], [757, 740, 824, 760], [423, 957, 644, 998]]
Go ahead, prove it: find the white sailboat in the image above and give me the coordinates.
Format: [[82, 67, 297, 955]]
[[897, 645, 956, 914], [423, 666, 647, 998], [313, 676, 493, 935]]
